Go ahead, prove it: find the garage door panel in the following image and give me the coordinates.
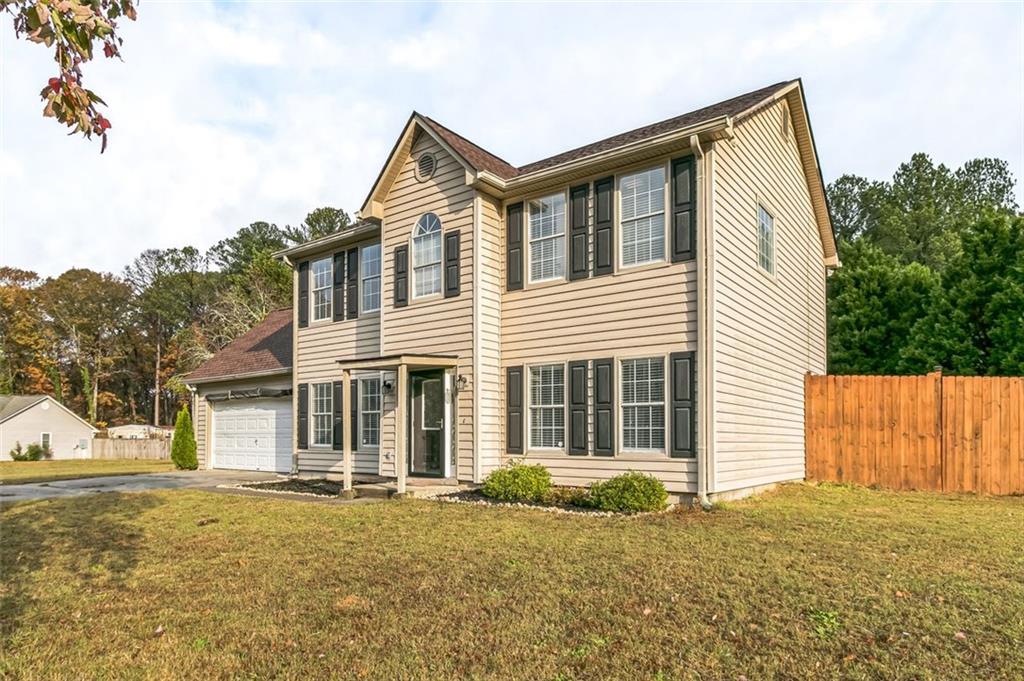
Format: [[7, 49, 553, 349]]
[[212, 399, 292, 473]]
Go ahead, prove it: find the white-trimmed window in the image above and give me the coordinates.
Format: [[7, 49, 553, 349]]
[[412, 213, 442, 298], [312, 383, 332, 447], [528, 193, 566, 282], [311, 257, 333, 321], [361, 243, 381, 313], [757, 204, 775, 275], [40, 432, 52, 452], [620, 166, 666, 267], [529, 364, 564, 449], [621, 357, 665, 451], [359, 376, 381, 448]]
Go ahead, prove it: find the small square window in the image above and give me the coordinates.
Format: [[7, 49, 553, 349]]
[[757, 204, 775, 275]]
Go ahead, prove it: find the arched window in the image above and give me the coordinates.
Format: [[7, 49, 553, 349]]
[[412, 213, 442, 298]]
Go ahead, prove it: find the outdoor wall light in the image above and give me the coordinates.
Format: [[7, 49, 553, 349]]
[[381, 380, 394, 395], [455, 374, 469, 392]]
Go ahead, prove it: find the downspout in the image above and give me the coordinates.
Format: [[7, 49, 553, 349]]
[[690, 134, 713, 511]]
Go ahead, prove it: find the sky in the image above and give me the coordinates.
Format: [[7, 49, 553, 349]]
[[1, 1, 1022, 278]]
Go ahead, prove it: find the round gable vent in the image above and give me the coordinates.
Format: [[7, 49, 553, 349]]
[[415, 152, 437, 182]]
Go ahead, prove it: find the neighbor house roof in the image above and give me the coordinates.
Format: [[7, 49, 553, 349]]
[[0, 394, 98, 431], [185, 308, 293, 384]]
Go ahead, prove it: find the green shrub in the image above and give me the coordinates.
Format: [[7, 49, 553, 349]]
[[542, 486, 591, 508], [481, 462, 552, 502], [588, 472, 668, 513], [170, 406, 198, 470], [9, 441, 50, 462], [9, 442, 29, 462]]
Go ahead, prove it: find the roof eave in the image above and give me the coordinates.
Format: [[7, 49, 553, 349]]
[[273, 220, 381, 263], [184, 367, 293, 387]]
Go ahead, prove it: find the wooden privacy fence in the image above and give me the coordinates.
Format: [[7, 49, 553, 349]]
[[92, 438, 171, 461], [805, 372, 1023, 495]]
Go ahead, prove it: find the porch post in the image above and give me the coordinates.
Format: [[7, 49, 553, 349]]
[[341, 369, 354, 497], [396, 362, 408, 495]]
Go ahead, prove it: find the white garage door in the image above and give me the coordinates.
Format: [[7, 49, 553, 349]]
[[212, 399, 292, 473]]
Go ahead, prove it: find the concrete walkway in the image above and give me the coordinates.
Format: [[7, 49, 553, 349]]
[[0, 469, 282, 503]]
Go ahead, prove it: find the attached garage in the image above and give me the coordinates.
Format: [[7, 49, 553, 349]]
[[183, 308, 294, 473], [211, 398, 292, 473]]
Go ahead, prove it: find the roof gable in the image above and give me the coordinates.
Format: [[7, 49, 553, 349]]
[[185, 308, 293, 383], [0, 395, 97, 431]]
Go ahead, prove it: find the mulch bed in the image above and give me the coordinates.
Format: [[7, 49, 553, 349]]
[[237, 478, 343, 497], [436, 490, 634, 516]]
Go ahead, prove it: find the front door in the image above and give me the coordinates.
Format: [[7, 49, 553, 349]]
[[409, 370, 446, 477]]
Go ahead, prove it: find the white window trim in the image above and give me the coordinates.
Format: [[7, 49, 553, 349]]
[[360, 242, 382, 314], [358, 373, 382, 450], [411, 213, 443, 300], [756, 201, 777, 279], [310, 256, 333, 323], [618, 355, 668, 456], [526, 190, 568, 285], [526, 361, 567, 453], [617, 162, 670, 271], [310, 382, 333, 448], [40, 432, 52, 450]]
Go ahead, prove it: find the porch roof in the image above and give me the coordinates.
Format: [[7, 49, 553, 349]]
[[335, 354, 459, 371]]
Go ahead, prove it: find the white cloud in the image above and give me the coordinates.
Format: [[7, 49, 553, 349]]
[[0, 2, 1020, 277]]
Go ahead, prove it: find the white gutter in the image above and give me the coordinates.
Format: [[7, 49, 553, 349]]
[[183, 367, 292, 386], [691, 134, 713, 511]]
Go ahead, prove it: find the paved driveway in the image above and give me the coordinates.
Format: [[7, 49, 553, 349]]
[[0, 470, 282, 503]]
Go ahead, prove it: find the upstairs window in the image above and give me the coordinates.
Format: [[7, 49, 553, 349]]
[[528, 193, 566, 282], [621, 357, 665, 451], [529, 364, 565, 449], [311, 257, 332, 321], [361, 243, 381, 313], [757, 204, 775, 275], [412, 213, 442, 298], [620, 166, 666, 267], [360, 377, 381, 447]]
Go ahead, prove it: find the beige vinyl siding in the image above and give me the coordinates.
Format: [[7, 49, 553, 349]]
[[381, 131, 475, 480], [476, 194, 504, 479], [500, 155, 698, 494], [194, 374, 292, 469], [711, 100, 828, 493], [293, 236, 383, 476]]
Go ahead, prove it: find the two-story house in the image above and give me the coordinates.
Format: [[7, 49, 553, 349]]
[[187, 79, 837, 502]]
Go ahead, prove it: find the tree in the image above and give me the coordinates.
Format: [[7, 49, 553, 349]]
[[283, 207, 352, 245], [209, 222, 287, 274], [170, 405, 197, 470], [0, 268, 52, 394], [826, 175, 885, 244], [4, 0, 137, 150]]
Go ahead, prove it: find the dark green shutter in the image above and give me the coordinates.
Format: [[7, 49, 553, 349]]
[[332, 252, 346, 321], [297, 383, 309, 449], [593, 177, 614, 276], [669, 351, 696, 457], [593, 358, 614, 456], [506, 366, 524, 454], [506, 202, 524, 291], [346, 248, 359, 319], [569, 184, 590, 280], [568, 360, 588, 455], [444, 230, 461, 298], [671, 156, 696, 262], [332, 381, 344, 451], [394, 245, 409, 308], [297, 261, 310, 328], [351, 380, 359, 451]]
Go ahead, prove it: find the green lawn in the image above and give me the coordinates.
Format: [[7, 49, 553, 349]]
[[2, 484, 1022, 679], [0, 459, 174, 485]]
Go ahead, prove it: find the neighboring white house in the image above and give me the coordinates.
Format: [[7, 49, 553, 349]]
[[0, 395, 97, 460], [106, 424, 173, 440]]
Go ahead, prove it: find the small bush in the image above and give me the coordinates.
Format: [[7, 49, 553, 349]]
[[481, 462, 552, 502], [171, 406, 198, 470], [9, 442, 29, 462], [542, 486, 591, 508], [588, 472, 668, 513], [9, 442, 50, 462]]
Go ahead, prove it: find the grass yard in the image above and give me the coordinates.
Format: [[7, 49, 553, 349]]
[[2, 484, 1022, 680], [0, 459, 175, 485]]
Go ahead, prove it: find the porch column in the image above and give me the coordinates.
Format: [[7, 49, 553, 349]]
[[341, 369, 354, 496], [396, 363, 408, 495]]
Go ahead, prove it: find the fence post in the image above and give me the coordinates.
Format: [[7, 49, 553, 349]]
[[929, 368, 944, 492]]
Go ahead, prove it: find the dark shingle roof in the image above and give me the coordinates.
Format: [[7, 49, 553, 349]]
[[186, 309, 292, 382], [0, 395, 47, 423], [421, 80, 793, 180]]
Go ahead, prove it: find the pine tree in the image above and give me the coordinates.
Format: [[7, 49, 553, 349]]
[[170, 406, 198, 470]]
